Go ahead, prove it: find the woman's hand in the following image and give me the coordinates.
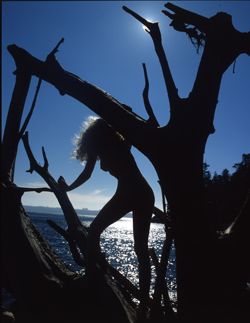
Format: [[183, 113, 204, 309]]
[[58, 176, 69, 191]]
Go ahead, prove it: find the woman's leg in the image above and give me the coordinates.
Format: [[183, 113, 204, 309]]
[[87, 194, 130, 263], [133, 207, 153, 309]]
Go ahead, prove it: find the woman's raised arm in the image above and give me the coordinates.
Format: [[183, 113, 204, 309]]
[[58, 154, 97, 191]]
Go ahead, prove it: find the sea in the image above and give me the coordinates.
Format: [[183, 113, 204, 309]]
[[3, 212, 177, 308]]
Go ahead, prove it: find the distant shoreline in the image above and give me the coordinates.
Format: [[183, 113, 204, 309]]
[[24, 205, 99, 216], [24, 205, 133, 218]]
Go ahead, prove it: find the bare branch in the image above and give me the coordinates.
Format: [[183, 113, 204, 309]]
[[8, 44, 153, 153], [22, 131, 41, 175], [18, 186, 51, 193], [161, 10, 174, 21], [123, 6, 152, 29], [18, 38, 65, 142], [47, 219, 85, 267], [149, 249, 167, 305], [22, 132, 93, 264], [123, 6, 179, 115], [2, 38, 65, 183], [150, 229, 174, 315], [104, 260, 142, 302], [47, 219, 70, 239], [22, 132, 58, 187], [2, 71, 31, 183], [162, 3, 250, 132], [22, 130, 147, 302], [142, 63, 159, 127], [47, 37, 64, 57], [163, 2, 209, 34], [18, 78, 42, 141], [153, 206, 171, 226], [163, 8, 206, 54], [42, 146, 49, 170], [22, 131, 78, 217]]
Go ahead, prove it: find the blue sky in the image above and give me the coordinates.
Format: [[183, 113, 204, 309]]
[[2, 1, 250, 210]]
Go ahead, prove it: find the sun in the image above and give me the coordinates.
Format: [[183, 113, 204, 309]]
[[142, 25, 150, 32], [142, 19, 153, 32]]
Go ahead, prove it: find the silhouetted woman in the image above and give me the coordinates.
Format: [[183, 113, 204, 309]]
[[59, 116, 154, 313]]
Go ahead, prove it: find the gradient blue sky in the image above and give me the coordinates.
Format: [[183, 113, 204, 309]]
[[2, 1, 250, 210]]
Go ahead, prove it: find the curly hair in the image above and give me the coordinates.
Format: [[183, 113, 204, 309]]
[[72, 116, 130, 162]]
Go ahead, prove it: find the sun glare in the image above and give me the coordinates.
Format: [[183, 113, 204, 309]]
[[142, 19, 153, 32], [142, 25, 150, 32]]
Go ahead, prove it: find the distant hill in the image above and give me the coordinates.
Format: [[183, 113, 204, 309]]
[[24, 205, 99, 216]]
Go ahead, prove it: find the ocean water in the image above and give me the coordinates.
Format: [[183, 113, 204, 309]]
[[29, 212, 177, 304]]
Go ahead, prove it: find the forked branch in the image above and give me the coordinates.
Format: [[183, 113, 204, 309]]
[[22, 131, 142, 303], [163, 2, 209, 34], [163, 3, 206, 53], [123, 6, 179, 115], [163, 2, 250, 132], [8, 44, 151, 153], [22, 131, 83, 231], [18, 38, 65, 141], [47, 219, 85, 266], [23, 132, 57, 188]]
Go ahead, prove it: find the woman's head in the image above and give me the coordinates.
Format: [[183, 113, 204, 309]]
[[73, 116, 130, 162]]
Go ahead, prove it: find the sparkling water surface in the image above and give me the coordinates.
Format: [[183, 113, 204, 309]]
[[30, 212, 177, 304]]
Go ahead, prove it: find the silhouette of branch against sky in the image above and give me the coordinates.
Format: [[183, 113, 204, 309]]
[[2, 1, 250, 209]]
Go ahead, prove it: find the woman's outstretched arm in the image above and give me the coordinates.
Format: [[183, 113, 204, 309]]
[[58, 154, 96, 191]]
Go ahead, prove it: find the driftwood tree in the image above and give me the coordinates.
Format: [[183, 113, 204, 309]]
[[1, 42, 144, 323], [2, 2, 250, 323]]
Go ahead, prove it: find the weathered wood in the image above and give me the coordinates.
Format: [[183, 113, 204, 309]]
[[22, 131, 84, 231], [21, 130, 148, 321], [47, 219, 85, 266], [2, 39, 140, 323], [1, 184, 78, 311], [150, 233, 174, 317], [4, 3, 250, 322], [2, 38, 65, 184], [18, 78, 42, 141], [7, 44, 152, 155], [2, 71, 31, 183], [123, 5, 179, 112], [142, 63, 159, 127], [163, 2, 209, 34]]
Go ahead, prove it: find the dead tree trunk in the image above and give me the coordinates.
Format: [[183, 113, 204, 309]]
[[4, 2, 250, 322], [1, 61, 75, 319], [1, 45, 140, 323]]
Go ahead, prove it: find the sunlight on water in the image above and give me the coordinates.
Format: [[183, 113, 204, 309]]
[[30, 213, 177, 305], [97, 217, 177, 303]]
